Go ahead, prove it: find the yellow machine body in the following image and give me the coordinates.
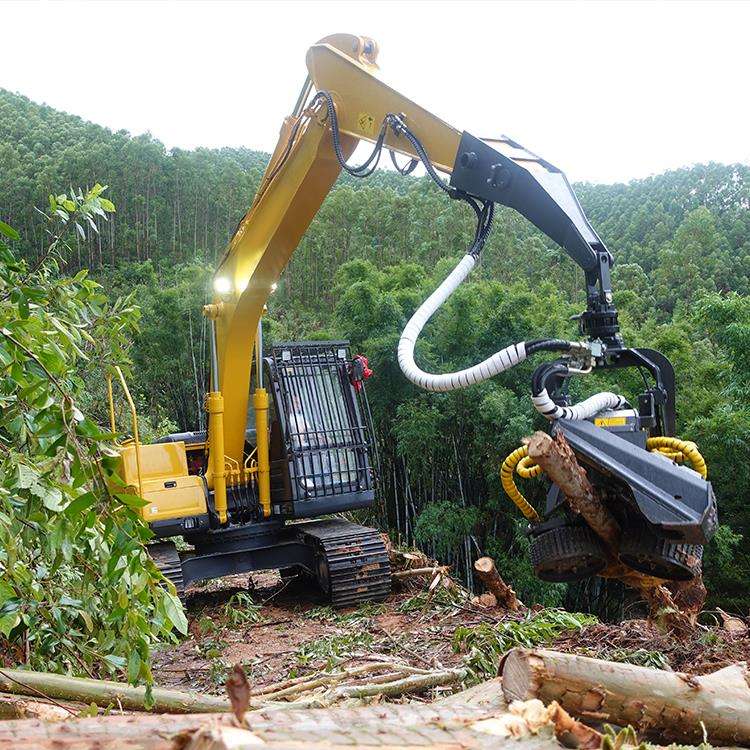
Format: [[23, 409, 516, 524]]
[[119, 442, 207, 522]]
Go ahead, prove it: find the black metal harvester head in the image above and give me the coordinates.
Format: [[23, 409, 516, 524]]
[[449, 132, 718, 583]]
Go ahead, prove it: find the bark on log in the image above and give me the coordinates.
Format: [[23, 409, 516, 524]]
[[474, 557, 523, 611], [527, 432, 620, 547], [0, 668, 229, 713], [501, 647, 750, 746], [0, 704, 560, 750]]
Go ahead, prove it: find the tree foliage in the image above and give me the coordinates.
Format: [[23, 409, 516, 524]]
[[0, 188, 185, 688]]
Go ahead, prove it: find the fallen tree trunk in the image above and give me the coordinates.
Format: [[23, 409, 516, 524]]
[[0, 668, 229, 713], [0, 704, 558, 750], [473, 557, 524, 611], [501, 647, 750, 746]]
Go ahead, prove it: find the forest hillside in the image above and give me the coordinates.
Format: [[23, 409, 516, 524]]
[[1, 87, 749, 615]]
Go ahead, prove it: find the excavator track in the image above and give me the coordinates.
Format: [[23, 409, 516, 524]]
[[147, 541, 185, 598], [298, 519, 391, 608]]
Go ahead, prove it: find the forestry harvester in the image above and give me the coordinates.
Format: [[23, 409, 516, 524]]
[[108, 34, 716, 603]]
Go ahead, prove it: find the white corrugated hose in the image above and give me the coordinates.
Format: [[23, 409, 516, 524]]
[[397, 254, 528, 392], [531, 389, 628, 421], [397, 252, 625, 420]]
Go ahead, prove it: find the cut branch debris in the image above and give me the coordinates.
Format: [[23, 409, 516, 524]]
[[0, 668, 229, 713], [391, 565, 450, 580]]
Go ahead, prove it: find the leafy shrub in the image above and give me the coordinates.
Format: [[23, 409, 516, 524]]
[[0, 189, 185, 693]]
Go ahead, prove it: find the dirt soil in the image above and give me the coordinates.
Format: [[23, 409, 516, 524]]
[[151, 571, 479, 695], [152, 571, 750, 697]]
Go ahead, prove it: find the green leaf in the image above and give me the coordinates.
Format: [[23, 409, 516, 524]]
[[64, 491, 98, 517], [127, 650, 141, 683], [103, 654, 127, 670], [115, 493, 149, 509], [0, 580, 17, 606], [163, 592, 188, 635], [79, 609, 94, 633], [40, 486, 64, 512], [17, 464, 38, 489], [0, 220, 19, 241], [99, 198, 116, 213], [0, 612, 20, 638]]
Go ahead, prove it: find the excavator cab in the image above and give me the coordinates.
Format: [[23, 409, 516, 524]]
[[266, 342, 376, 518]]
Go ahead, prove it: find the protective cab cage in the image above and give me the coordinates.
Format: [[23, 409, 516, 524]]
[[266, 341, 376, 518]]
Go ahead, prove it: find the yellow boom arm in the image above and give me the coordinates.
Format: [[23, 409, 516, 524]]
[[203, 34, 466, 519]]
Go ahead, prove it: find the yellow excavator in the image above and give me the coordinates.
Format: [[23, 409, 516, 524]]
[[111, 34, 716, 605]]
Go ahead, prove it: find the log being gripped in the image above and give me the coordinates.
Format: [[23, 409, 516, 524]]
[[501, 647, 750, 746], [526, 432, 620, 548], [473, 557, 524, 611]]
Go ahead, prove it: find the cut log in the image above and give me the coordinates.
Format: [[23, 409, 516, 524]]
[[471, 592, 498, 609], [0, 704, 562, 750], [437, 676, 507, 709], [0, 691, 73, 720], [0, 667, 229, 713], [501, 647, 750, 746], [474, 557, 523, 611]]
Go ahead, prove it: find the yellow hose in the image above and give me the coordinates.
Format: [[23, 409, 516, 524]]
[[647, 436, 708, 478], [500, 433, 708, 523], [500, 446, 541, 523]]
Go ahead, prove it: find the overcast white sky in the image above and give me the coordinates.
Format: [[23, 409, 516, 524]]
[[2, 0, 749, 184]]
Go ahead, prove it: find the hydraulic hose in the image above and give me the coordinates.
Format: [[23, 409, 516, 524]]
[[500, 434, 708, 523], [531, 389, 628, 421], [647, 436, 708, 478], [500, 445, 541, 523], [397, 254, 529, 392]]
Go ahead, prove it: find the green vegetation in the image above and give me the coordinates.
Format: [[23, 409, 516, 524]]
[[0, 187, 185, 692], [296, 632, 375, 669], [1, 85, 749, 638], [452, 609, 597, 682]]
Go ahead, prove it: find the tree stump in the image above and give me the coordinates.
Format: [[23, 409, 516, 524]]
[[474, 557, 523, 611]]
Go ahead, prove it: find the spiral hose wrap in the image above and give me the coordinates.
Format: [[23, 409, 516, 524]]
[[397, 254, 529, 392]]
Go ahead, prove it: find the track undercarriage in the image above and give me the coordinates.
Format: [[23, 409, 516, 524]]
[[148, 518, 391, 607]]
